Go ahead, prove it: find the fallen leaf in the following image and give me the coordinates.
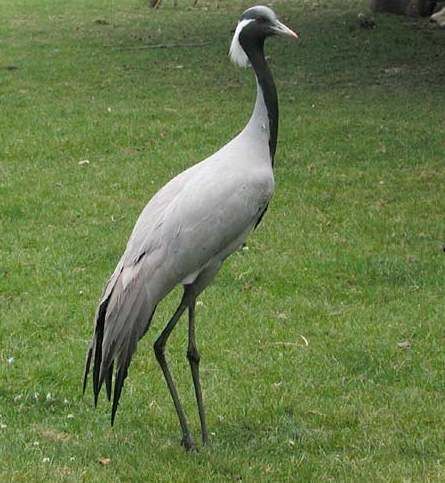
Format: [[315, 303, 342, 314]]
[[384, 67, 402, 75], [99, 457, 111, 465], [397, 340, 411, 350], [78, 159, 89, 165]]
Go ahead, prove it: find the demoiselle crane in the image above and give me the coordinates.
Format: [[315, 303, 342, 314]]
[[83, 5, 298, 450]]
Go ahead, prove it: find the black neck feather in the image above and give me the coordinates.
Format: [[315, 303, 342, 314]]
[[243, 39, 278, 164]]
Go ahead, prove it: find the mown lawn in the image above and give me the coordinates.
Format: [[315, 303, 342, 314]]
[[1, 0, 444, 480]]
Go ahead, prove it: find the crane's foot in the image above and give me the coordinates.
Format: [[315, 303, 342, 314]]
[[201, 431, 209, 447], [181, 434, 197, 452]]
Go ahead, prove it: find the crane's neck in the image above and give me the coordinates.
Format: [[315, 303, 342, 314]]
[[245, 43, 278, 165]]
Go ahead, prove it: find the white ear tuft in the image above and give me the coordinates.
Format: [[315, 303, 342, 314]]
[[229, 19, 253, 68]]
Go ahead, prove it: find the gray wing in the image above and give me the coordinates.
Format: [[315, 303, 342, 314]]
[[84, 146, 274, 422]]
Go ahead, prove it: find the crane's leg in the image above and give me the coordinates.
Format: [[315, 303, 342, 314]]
[[154, 291, 195, 450], [187, 297, 209, 446]]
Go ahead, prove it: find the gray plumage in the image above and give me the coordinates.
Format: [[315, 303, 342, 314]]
[[83, 5, 298, 450]]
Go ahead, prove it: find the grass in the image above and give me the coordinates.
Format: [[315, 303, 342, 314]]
[[1, 0, 444, 480]]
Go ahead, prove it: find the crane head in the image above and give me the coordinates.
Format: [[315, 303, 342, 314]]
[[229, 5, 299, 68]]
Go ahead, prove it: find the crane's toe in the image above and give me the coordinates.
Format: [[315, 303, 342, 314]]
[[181, 434, 197, 452]]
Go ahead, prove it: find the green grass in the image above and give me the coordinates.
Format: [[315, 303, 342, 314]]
[[1, 0, 444, 480]]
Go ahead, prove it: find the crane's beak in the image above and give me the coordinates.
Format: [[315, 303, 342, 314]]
[[271, 20, 300, 40]]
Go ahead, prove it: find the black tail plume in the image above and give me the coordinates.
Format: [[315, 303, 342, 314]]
[[105, 361, 114, 402], [111, 365, 128, 426], [90, 298, 111, 406]]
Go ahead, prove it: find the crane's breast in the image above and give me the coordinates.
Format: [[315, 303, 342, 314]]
[[160, 165, 274, 283]]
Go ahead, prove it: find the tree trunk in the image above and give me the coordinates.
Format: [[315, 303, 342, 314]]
[[369, 0, 437, 16], [415, 0, 437, 15]]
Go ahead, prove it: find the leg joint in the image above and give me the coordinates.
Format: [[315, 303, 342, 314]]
[[154, 339, 164, 361], [187, 347, 200, 364]]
